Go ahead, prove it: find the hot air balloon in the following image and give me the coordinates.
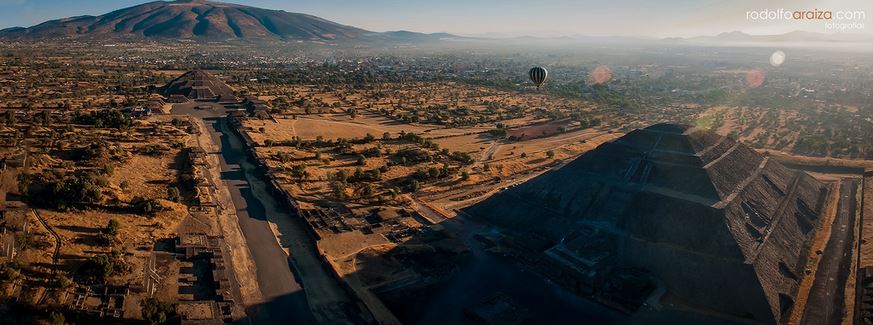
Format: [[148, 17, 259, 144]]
[[529, 66, 548, 89]]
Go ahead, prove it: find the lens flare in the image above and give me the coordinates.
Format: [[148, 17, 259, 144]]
[[769, 51, 786, 67], [745, 69, 766, 88], [588, 65, 612, 85]]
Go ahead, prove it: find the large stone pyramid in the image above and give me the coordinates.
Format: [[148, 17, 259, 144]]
[[162, 70, 236, 102], [465, 123, 829, 324]]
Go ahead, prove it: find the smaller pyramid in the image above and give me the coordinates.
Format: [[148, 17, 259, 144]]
[[162, 70, 236, 102]]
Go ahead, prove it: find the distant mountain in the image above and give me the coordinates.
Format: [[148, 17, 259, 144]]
[[0, 0, 456, 42], [378, 31, 466, 42], [682, 30, 873, 43]]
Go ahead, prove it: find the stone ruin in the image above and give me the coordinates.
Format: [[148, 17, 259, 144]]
[[465, 123, 829, 324], [162, 70, 236, 102]]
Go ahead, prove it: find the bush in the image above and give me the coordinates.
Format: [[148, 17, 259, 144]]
[[450, 151, 474, 165], [84, 253, 123, 281], [15, 232, 34, 250], [290, 165, 307, 179], [331, 181, 348, 199], [167, 187, 181, 203], [57, 274, 74, 289], [0, 262, 21, 282], [106, 219, 120, 235], [141, 298, 175, 325], [428, 167, 441, 179], [31, 172, 106, 210], [79, 109, 131, 129], [132, 197, 162, 217], [48, 311, 65, 325]]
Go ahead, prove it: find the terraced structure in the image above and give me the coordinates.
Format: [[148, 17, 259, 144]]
[[466, 123, 830, 324]]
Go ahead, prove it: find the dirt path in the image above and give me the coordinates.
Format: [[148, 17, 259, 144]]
[[31, 208, 60, 276], [801, 178, 858, 325], [478, 141, 500, 163], [208, 117, 354, 324], [191, 117, 263, 306]]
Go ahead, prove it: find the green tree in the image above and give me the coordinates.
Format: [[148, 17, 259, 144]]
[[290, 165, 308, 179], [167, 187, 181, 202], [106, 219, 120, 235], [48, 311, 65, 325], [141, 298, 174, 325], [0, 262, 21, 282], [335, 170, 348, 183], [331, 181, 347, 199], [427, 167, 441, 179], [57, 274, 74, 289]]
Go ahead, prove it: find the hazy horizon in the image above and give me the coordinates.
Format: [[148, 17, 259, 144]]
[[1, 0, 871, 38]]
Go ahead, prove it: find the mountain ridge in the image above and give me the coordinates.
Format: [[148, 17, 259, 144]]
[[679, 30, 873, 43], [0, 0, 456, 42]]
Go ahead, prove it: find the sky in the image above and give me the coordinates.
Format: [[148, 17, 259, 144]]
[[1, 0, 871, 37]]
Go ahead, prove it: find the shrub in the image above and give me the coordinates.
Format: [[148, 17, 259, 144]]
[[48, 311, 65, 325], [141, 298, 175, 325], [106, 219, 120, 235], [450, 151, 474, 165], [167, 187, 181, 202], [0, 262, 22, 282]]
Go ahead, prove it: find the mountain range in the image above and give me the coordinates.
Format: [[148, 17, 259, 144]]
[[678, 30, 873, 43], [1, 1, 869, 45], [0, 0, 456, 42]]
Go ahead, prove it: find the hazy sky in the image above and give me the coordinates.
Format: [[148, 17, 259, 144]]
[[1, 0, 871, 37]]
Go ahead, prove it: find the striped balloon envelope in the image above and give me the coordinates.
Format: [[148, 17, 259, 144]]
[[529, 66, 548, 89]]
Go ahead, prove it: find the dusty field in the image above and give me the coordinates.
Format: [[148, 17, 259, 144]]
[[319, 231, 391, 262], [490, 130, 615, 162], [506, 119, 577, 139], [0, 110, 199, 322], [40, 205, 187, 287], [244, 113, 496, 144], [110, 153, 180, 201], [695, 104, 873, 159]]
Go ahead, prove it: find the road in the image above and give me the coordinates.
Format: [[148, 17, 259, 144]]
[[202, 116, 353, 324], [478, 141, 501, 163], [802, 178, 858, 325], [202, 117, 313, 324], [31, 208, 60, 276]]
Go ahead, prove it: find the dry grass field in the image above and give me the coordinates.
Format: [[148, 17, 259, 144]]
[[0, 110, 195, 320]]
